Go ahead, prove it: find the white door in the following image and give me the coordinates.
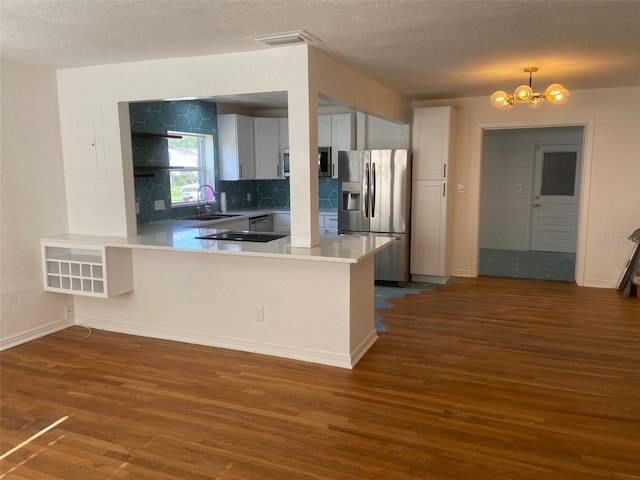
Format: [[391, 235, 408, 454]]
[[530, 145, 582, 252]]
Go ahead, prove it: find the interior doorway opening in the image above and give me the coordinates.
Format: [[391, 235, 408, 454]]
[[478, 126, 585, 282]]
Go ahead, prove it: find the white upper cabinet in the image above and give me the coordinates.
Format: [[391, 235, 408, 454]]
[[254, 117, 282, 179], [278, 117, 289, 151], [318, 115, 332, 146], [330, 113, 356, 178], [412, 106, 455, 180], [218, 114, 256, 180]]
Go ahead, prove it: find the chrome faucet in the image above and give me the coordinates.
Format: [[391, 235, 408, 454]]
[[196, 184, 216, 216]]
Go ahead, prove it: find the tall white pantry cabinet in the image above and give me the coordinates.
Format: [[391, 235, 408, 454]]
[[410, 106, 456, 283]]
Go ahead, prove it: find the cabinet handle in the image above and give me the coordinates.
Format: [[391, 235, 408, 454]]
[[239, 164, 243, 178], [443, 164, 447, 178], [443, 182, 446, 197]]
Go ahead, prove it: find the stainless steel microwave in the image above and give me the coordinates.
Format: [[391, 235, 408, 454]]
[[318, 146, 332, 177], [282, 147, 332, 177]]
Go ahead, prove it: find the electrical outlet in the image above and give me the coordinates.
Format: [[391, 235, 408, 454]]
[[246, 193, 251, 202], [255, 306, 264, 322], [135, 202, 140, 214], [154, 199, 165, 211], [65, 305, 73, 319]]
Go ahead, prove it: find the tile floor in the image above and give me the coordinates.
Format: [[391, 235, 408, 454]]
[[479, 248, 576, 282]]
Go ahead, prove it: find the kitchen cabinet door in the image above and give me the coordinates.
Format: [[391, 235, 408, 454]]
[[330, 113, 355, 178], [272, 212, 291, 233], [318, 115, 332, 146], [254, 117, 281, 179], [278, 117, 288, 151], [218, 114, 255, 180], [410, 180, 448, 278], [319, 213, 338, 235], [412, 106, 455, 181]]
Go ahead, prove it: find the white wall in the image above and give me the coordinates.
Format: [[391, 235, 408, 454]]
[[0, 59, 72, 349], [56, 45, 406, 249], [480, 126, 584, 250], [415, 86, 640, 287]]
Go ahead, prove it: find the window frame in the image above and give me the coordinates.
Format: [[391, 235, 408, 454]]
[[167, 131, 215, 208]]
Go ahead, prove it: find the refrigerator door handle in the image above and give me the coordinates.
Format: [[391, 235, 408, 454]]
[[371, 162, 376, 218], [364, 163, 370, 218]]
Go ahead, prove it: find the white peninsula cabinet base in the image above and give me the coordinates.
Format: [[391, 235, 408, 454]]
[[75, 249, 376, 369], [42, 241, 133, 297], [43, 226, 390, 369]]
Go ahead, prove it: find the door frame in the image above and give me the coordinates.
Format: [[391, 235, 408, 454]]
[[472, 120, 595, 286]]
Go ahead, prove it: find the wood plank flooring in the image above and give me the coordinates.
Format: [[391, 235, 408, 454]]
[[1, 277, 639, 479]]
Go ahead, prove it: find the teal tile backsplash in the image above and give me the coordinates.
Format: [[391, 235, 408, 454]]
[[255, 177, 337, 209], [131, 100, 223, 223], [131, 100, 337, 223]]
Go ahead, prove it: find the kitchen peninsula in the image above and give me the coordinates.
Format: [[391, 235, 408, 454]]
[[42, 218, 394, 369]]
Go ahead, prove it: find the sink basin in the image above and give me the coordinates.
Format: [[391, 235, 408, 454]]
[[185, 213, 241, 221], [195, 231, 287, 243]]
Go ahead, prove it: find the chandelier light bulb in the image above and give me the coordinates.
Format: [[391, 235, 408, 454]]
[[490, 90, 513, 109], [514, 84, 533, 103], [545, 83, 569, 105]]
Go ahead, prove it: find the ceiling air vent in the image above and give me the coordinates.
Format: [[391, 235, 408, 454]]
[[254, 30, 319, 47]]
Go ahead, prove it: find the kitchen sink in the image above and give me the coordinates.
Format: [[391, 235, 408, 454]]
[[195, 231, 287, 243], [184, 213, 242, 221]]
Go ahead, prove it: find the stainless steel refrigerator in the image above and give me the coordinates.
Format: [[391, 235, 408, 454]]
[[338, 149, 412, 285]]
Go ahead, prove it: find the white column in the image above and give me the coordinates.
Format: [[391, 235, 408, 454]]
[[288, 81, 319, 248]]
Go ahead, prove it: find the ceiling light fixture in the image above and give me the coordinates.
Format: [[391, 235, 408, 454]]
[[254, 30, 318, 47], [490, 67, 569, 110]]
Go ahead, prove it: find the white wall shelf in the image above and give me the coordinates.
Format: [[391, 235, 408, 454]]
[[42, 242, 133, 298]]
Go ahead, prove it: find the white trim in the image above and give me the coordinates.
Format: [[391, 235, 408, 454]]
[[582, 278, 618, 289], [76, 315, 371, 369], [350, 330, 378, 367], [475, 119, 595, 285], [0, 317, 74, 351], [451, 268, 474, 278]]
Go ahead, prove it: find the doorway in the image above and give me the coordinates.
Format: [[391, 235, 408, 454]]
[[479, 126, 585, 282]]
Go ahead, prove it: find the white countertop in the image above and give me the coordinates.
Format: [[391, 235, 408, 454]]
[[43, 214, 393, 264]]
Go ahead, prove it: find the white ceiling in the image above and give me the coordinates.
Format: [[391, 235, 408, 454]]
[[2, 0, 639, 107]]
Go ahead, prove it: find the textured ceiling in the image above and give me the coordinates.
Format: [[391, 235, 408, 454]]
[[1, 0, 639, 103]]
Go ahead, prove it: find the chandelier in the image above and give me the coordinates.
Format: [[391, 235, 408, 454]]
[[490, 67, 569, 109]]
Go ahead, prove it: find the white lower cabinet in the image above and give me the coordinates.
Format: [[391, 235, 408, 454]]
[[42, 242, 133, 298], [271, 213, 339, 235], [272, 213, 291, 233], [319, 213, 338, 235], [410, 180, 448, 279]]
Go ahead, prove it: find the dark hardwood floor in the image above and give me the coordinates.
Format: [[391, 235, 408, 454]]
[[2, 277, 639, 479]]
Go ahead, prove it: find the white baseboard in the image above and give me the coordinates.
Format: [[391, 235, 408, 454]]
[[76, 315, 367, 369], [451, 269, 474, 278], [0, 317, 74, 351], [350, 330, 378, 367], [582, 278, 617, 289], [411, 274, 450, 284]]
